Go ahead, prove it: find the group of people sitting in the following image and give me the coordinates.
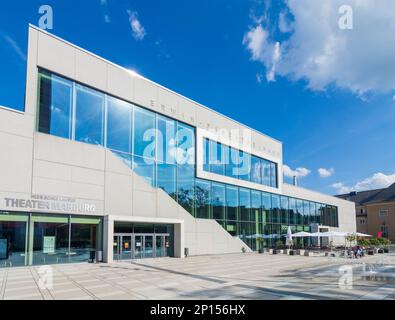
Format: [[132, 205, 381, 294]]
[[348, 246, 365, 258]]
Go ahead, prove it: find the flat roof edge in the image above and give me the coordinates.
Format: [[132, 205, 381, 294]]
[[28, 24, 282, 145]]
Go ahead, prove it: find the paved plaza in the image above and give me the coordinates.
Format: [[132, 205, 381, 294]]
[[1, 253, 395, 300]]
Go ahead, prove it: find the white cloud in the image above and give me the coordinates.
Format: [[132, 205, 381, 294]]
[[283, 164, 311, 178], [332, 172, 395, 194], [243, 0, 395, 95], [127, 10, 146, 41], [318, 167, 334, 178], [243, 24, 281, 82]]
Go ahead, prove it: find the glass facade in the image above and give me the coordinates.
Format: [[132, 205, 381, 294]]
[[37, 70, 339, 251], [0, 212, 102, 267], [203, 138, 278, 188]]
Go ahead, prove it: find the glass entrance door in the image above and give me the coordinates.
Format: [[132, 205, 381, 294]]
[[134, 235, 143, 259], [144, 235, 154, 258], [121, 236, 132, 260]]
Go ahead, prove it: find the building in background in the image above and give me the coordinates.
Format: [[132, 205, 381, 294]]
[[337, 183, 395, 243], [0, 25, 355, 268]]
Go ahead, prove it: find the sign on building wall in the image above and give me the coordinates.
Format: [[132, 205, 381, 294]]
[[2, 194, 96, 214], [43, 236, 56, 254]]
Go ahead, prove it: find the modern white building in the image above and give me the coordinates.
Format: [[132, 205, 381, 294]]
[[0, 26, 356, 267]]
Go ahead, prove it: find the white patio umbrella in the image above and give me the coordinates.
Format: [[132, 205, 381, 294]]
[[348, 232, 372, 237], [291, 231, 313, 237], [262, 234, 280, 239], [285, 226, 293, 248]]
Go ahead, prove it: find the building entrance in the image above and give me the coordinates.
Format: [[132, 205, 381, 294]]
[[113, 233, 170, 260]]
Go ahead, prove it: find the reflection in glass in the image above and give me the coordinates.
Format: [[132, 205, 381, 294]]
[[133, 155, 156, 187], [106, 96, 133, 153], [0, 219, 27, 267], [177, 164, 195, 215], [195, 179, 211, 219], [75, 84, 104, 146], [226, 186, 238, 221], [226, 147, 239, 179], [239, 188, 251, 221], [271, 194, 280, 224], [212, 183, 225, 220], [280, 196, 289, 224], [38, 71, 73, 139], [250, 156, 262, 184], [262, 192, 271, 225], [238, 151, 251, 182], [134, 106, 156, 159]]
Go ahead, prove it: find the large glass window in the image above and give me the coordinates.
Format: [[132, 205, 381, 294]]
[[261, 160, 271, 187], [226, 186, 238, 221], [226, 147, 239, 179], [32, 216, 70, 265], [0, 214, 28, 267], [176, 123, 195, 166], [134, 106, 156, 159], [157, 116, 177, 197], [238, 151, 251, 182], [69, 217, 101, 263], [251, 191, 261, 225], [271, 194, 280, 224], [239, 188, 251, 221], [106, 96, 133, 153], [177, 163, 195, 215], [270, 163, 277, 188], [157, 115, 176, 164], [250, 156, 262, 184], [176, 123, 195, 215], [296, 199, 304, 225], [38, 71, 73, 139], [195, 179, 211, 219], [262, 192, 271, 225], [289, 198, 297, 225], [280, 196, 289, 224], [212, 183, 225, 220], [75, 84, 105, 146], [210, 141, 226, 176]]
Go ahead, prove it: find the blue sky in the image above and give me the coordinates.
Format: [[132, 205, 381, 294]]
[[1, 0, 394, 195]]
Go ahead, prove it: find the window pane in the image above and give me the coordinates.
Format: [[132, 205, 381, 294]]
[[176, 123, 195, 166], [157, 115, 176, 164], [195, 179, 211, 219], [226, 186, 238, 221], [33, 221, 69, 265], [239, 188, 251, 221], [250, 156, 262, 184], [289, 198, 297, 225], [38, 71, 73, 139], [303, 201, 310, 225], [271, 194, 280, 224], [134, 106, 156, 159], [106, 96, 133, 153], [238, 151, 251, 181], [262, 192, 271, 225], [210, 141, 226, 175], [296, 200, 304, 225], [157, 163, 176, 198], [226, 147, 239, 179], [75, 85, 104, 146], [280, 196, 289, 224], [261, 160, 271, 187], [251, 191, 261, 225], [203, 138, 210, 172], [69, 223, 99, 263], [212, 183, 225, 220], [270, 162, 277, 188], [177, 164, 195, 215], [133, 155, 156, 187]]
